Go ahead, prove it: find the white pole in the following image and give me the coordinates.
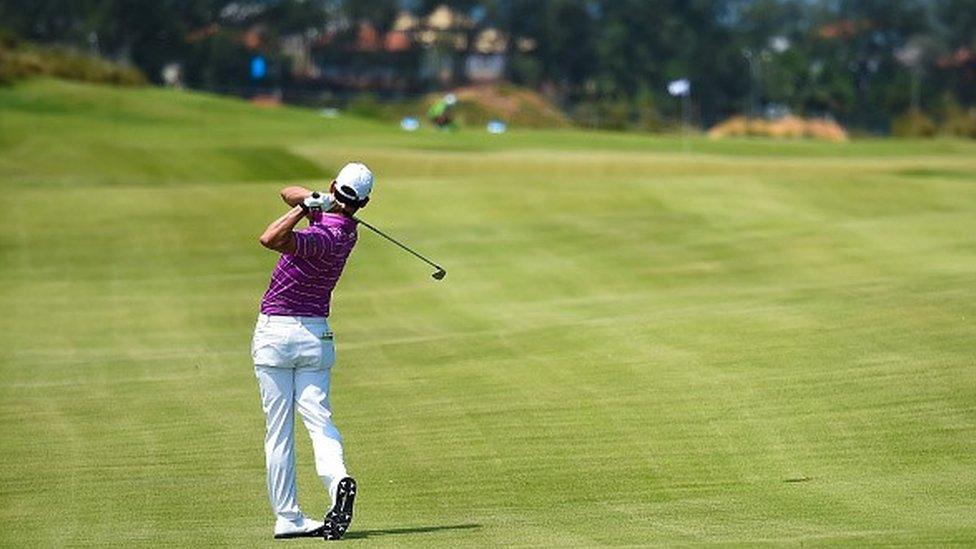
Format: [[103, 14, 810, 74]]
[[681, 93, 690, 153]]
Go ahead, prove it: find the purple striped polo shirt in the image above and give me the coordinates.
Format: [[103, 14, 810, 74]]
[[260, 213, 358, 317]]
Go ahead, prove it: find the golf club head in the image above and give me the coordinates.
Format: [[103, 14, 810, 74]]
[[432, 269, 447, 280]]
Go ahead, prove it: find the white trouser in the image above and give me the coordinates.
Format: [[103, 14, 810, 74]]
[[252, 314, 348, 523]]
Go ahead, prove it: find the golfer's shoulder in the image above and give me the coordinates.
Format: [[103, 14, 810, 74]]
[[326, 215, 358, 236], [310, 218, 358, 244]]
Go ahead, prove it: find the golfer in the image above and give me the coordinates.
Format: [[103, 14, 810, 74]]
[[252, 162, 373, 540], [427, 93, 458, 130]]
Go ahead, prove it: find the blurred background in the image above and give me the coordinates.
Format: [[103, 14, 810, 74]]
[[2, 0, 975, 137]]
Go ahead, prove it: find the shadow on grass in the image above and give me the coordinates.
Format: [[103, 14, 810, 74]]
[[344, 523, 481, 540]]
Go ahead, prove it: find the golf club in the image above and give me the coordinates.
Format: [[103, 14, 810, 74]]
[[352, 215, 447, 280]]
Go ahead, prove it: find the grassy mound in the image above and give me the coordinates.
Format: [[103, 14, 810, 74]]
[[423, 83, 571, 129], [0, 38, 146, 86], [0, 78, 391, 186], [709, 115, 848, 141], [1, 79, 976, 546]]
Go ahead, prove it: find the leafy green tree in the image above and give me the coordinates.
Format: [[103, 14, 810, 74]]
[[3, 0, 975, 131]]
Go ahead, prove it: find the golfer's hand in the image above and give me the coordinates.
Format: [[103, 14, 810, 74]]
[[302, 192, 335, 212]]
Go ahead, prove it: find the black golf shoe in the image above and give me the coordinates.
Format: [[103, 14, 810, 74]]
[[323, 477, 357, 540]]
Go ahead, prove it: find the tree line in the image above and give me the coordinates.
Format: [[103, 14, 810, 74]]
[[1, 0, 974, 132]]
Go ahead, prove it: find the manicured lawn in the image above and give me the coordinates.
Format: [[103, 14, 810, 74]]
[[1, 79, 975, 546]]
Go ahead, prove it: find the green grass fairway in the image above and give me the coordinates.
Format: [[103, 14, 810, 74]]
[[2, 79, 976, 547]]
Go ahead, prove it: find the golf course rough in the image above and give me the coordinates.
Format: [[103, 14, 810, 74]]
[[1, 79, 975, 546]]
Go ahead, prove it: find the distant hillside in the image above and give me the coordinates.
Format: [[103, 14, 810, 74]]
[[0, 78, 384, 186]]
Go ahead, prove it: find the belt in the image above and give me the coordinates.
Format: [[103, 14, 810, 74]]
[[258, 313, 328, 325]]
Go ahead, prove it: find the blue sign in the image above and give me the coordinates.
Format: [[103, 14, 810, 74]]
[[487, 120, 507, 134], [400, 117, 420, 131], [250, 56, 267, 80]]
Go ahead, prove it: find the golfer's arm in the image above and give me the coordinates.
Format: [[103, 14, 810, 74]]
[[280, 186, 311, 207], [258, 206, 304, 254]]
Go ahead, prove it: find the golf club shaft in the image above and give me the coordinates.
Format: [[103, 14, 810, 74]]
[[352, 215, 444, 272]]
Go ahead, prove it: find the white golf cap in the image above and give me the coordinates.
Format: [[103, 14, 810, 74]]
[[334, 162, 373, 206], [444, 93, 457, 106]]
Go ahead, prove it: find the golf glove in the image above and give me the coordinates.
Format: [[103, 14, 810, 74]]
[[302, 192, 335, 212]]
